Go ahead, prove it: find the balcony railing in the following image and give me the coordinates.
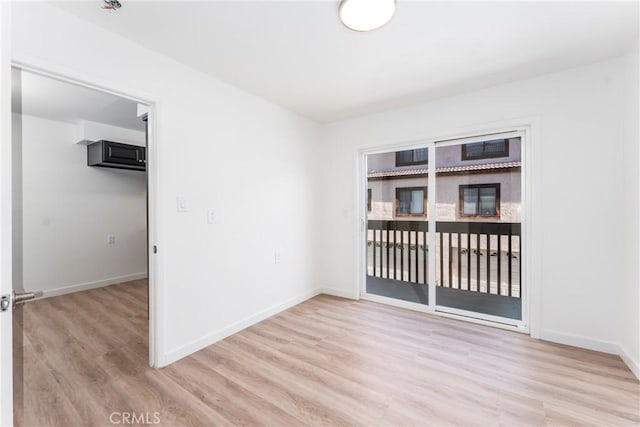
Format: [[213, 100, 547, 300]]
[[367, 220, 521, 298]]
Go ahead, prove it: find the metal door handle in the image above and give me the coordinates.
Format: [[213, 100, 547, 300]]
[[12, 290, 43, 306], [0, 291, 43, 312]]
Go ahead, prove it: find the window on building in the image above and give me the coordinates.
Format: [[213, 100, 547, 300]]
[[367, 188, 372, 212], [461, 139, 509, 160], [396, 148, 428, 166], [396, 187, 426, 216], [460, 184, 500, 217]]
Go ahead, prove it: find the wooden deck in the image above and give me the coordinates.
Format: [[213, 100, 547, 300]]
[[366, 275, 522, 319]]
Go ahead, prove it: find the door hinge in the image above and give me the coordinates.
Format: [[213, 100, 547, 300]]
[[0, 294, 10, 312]]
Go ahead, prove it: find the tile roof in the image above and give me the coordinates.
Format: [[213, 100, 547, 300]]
[[368, 161, 521, 178]]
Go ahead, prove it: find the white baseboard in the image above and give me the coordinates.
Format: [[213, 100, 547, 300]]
[[161, 288, 322, 367], [539, 328, 619, 355], [619, 345, 640, 381], [40, 272, 148, 299], [318, 287, 359, 300], [158, 285, 640, 380]]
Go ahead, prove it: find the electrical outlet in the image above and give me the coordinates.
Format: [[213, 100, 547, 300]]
[[108, 235, 116, 244], [207, 209, 215, 224], [274, 251, 281, 264]]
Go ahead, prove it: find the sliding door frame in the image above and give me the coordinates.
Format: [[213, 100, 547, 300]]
[[358, 139, 436, 315], [432, 130, 527, 330], [357, 121, 535, 334]]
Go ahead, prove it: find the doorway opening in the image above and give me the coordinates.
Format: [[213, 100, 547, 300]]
[[363, 131, 526, 328], [10, 66, 155, 425]]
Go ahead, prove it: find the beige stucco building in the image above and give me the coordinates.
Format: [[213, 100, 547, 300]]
[[367, 137, 522, 223]]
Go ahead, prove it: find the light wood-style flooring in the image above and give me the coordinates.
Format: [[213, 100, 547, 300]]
[[14, 280, 640, 426]]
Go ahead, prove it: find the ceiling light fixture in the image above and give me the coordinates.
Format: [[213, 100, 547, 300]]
[[339, 0, 396, 32], [102, 0, 122, 11]]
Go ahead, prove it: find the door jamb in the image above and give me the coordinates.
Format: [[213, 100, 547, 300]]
[[7, 61, 161, 369], [0, 3, 14, 425]]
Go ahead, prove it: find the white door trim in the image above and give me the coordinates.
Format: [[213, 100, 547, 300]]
[[0, 3, 14, 425], [4, 58, 162, 375], [9, 61, 161, 368]]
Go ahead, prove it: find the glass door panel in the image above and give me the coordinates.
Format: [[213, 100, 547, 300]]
[[365, 148, 430, 305], [434, 136, 523, 321]]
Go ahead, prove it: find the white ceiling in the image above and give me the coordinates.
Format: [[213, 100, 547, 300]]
[[53, 1, 638, 123], [12, 69, 144, 130]]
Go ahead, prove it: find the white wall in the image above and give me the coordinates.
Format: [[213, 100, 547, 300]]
[[620, 40, 639, 378], [9, 2, 637, 376], [74, 119, 146, 147], [321, 55, 636, 363], [10, 2, 323, 366], [16, 113, 147, 296]]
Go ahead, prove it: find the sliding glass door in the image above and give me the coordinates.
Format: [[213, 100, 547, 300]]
[[365, 147, 430, 305], [434, 136, 523, 324], [364, 133, 525, 327]]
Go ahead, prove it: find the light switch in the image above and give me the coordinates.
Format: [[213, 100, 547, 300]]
[[177, 197, 188, 212]]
